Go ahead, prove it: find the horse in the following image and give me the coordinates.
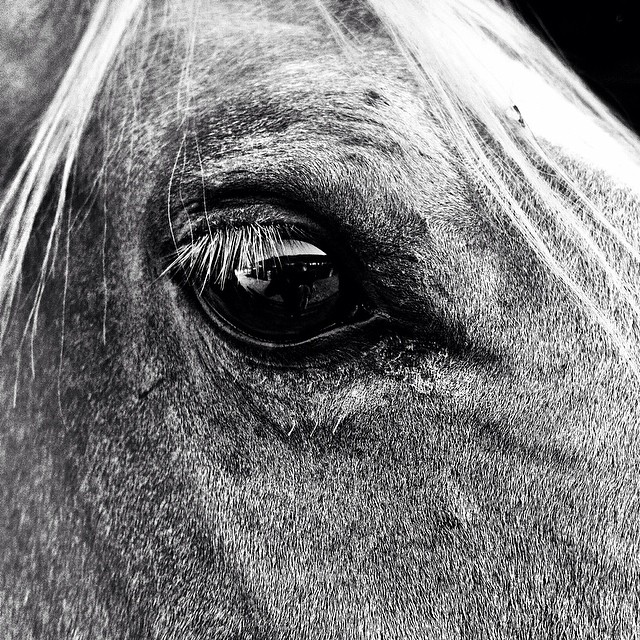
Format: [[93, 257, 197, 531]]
[[1, 0, 640, 637]]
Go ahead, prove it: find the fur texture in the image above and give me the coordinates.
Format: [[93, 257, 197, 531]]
[[1, 0, 639, 638]]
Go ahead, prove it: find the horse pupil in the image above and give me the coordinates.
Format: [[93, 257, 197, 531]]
[[200, 240, 344, 343]]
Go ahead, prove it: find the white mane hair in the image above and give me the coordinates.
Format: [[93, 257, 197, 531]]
[[0, 0, 144, 345], [1, 0, 640, 370]]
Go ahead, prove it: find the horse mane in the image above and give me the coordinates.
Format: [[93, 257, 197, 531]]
[[1, 0, 640, 370], [0, 0, 144, 348]]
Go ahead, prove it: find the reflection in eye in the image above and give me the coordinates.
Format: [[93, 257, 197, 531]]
[[237, 240, 338, 311], [169, 224, 361, 344], [218, 237, 344, 340]]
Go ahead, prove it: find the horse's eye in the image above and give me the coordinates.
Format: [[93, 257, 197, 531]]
[[181, 231, 366, 346]]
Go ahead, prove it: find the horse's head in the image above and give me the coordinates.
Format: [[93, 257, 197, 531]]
[[2, 0, 639, 637]]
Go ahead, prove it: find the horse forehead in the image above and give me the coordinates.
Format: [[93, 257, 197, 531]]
[[146, 3, 436, 152], [166, 0, 384, 36], [146, 28, 462, 236], [110, 8, 474, 270], [189, 53, 444, 175], [176, 17, 425, 133]]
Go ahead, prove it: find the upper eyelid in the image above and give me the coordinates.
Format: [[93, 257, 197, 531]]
[[168, 197, 328, 246], [169, 167, 332, 228], [169, 216, 305, 248], [164, 220, 315, 288], [162, 194, 350, 289]]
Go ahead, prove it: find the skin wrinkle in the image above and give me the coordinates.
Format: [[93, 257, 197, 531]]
[[2, 1, 640, 639]]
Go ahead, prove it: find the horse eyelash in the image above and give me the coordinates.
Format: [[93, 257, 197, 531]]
[[164, 223, 303, 291]]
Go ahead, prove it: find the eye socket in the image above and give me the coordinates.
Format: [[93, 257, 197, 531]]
[[171, 222, 370, 346]]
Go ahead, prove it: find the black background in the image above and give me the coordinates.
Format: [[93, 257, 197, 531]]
[[512, 0, 640, 133]]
